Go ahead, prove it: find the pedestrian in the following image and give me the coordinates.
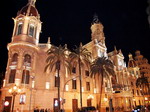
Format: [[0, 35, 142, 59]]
[[37, 108, 40, 112], [45, 108, 48, 112], [47, 108, 51, 112]]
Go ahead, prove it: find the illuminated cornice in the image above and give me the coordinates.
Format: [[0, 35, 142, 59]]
[[7, 42, 39, 51]]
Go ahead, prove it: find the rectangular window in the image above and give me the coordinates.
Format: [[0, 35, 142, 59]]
[[72, 79, 77, 89], [132, 89, 134, 95], [16, 23, 23, 35], [55, 76, 59, 87], [9, 70, 16, 83], [65, 85, 69, 91], [137, 90, 139, 95], [20, 94, 26, 104], [21, 70, 30, 84], [46, 82, 50, 89], [85, 70, 89, 76], [28, 24, 34, 37], [86, 82, 90, 91], [72, 67, 76, 73]]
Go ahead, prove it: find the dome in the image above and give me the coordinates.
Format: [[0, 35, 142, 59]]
[[17, 4, 39, 17]]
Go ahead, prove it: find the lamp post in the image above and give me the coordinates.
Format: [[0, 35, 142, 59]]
[[62, 75, 80, 110], [8, 84, 21, 112], [62, 75, 88, 110], [29, 75, 35, 112]]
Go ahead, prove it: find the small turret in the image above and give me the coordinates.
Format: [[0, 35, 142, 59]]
[[128, 53, 137, 68], [11, 0, 41, 45], [91, 14, 105, 43]]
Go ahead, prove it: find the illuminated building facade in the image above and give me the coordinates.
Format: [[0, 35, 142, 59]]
[[133, 51, 150, 105], [0, 0, 146, 112]]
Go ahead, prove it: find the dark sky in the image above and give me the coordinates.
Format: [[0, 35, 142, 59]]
[[0, 0, 150, 73]]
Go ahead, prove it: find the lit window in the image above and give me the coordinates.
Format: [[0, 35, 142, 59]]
[[94, 88, 97, 93], [65, 85, 69, 91], [46, 82, 50, 89], [20, 94, 26, 104], [32, 81, 35, 88], [82, 87, 84, 92], [15, 79, 20, 86]]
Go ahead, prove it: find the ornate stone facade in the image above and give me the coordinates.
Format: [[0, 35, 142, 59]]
[[0, 0, 148, 112]]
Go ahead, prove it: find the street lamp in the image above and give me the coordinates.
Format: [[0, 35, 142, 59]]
[[8, 84, 21, 112], [62, 75, 88, 110]]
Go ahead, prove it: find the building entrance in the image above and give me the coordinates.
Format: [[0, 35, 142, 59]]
[[72, 99, 78, 112]]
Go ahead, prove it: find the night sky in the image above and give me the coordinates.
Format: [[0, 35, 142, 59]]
[[0, 0, 150, 73]]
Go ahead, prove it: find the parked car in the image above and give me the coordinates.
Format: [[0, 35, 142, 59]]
[[77, 106, 98, 112], [132, 105, 145, 112]]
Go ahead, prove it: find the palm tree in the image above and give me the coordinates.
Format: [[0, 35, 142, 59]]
[[45, 45, 70, 111], [90, 57, 115, 112], [136, 76, 149, 93], [69, 43, 91, 108], [136, 75, 150, 106]]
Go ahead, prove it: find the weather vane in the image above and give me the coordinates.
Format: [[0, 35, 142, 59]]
[[93, 13, 100, 24]]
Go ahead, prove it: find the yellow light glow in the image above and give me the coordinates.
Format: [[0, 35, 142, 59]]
[[25, 16, 29, 20], [18, 89, 21, 93], [15, 79, 20, 86], [87, 95, 94, 99], [65, 85, 69, 91], [94, 88, 97, 93], [13, 86, 17, 90], [46, 82, 50, 89], [8, 89, 12, 93], [145, 97, 148, 100], [104, 98, 108, 102], [82, 87, 84, 92], [32, 81, 35, 88]]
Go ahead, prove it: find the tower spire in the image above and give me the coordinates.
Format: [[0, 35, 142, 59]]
[[93, 13, 100, 24], [28, 0, 36, 6]]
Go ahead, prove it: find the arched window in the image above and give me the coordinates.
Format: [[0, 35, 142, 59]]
[[16, 23, 23, 35], [9, 69, 16, 83], [12, 53, 18, 63], [24, 54, 31, 63], [21, 70, 30, 84], [28, 24, 35, 37]]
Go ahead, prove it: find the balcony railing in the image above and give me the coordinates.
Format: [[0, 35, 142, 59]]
[[112, 84, 124, 91]]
